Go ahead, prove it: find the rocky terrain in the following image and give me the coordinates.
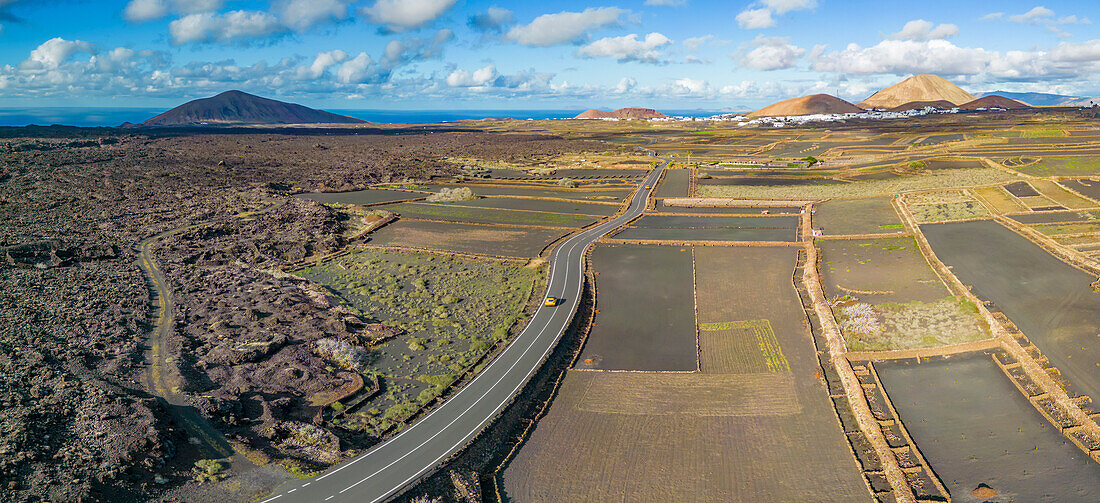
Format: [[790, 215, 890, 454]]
[[0, 127, 616, 501]]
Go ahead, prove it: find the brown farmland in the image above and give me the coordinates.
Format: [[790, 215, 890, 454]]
[[367, 219, 566, 258], [503, 247, 870, 502], [814, 197, 904, 235]]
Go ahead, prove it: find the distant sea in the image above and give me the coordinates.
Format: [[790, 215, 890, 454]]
[[0, 107, 723, 127]]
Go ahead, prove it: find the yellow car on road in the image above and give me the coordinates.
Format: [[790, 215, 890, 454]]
[[544, 296, 560, 306]]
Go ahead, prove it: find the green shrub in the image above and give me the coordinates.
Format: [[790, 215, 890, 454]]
[[192, 459, 226, 483]]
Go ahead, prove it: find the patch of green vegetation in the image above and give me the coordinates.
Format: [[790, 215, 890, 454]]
[[294, 249, 540, 435], [192, 459, 226, 483], [1017, 156, 1100, 176], [1019, 129, 1066, 138], [878, 223, 904, 230]]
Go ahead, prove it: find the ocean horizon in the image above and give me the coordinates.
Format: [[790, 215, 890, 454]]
[[0, 107, 727, 128]]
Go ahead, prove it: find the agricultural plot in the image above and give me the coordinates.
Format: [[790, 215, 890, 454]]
[[1061, 179, 1100, 202], [814, 197, 904, 235], [1031, 221, 1100, 237], [367, 219, 566, 258], [1009, 211, 1099, 224], [819, 237, 988, 350], [614, 227, 797, 242], [630, 214, 798, 229], [297, 188, 425, 205], [380, 202, 600, 228], [972, 186, 1028, 214], [1016, 156, 1100, 176], [1003, 181, 1040, 197], [652, 200, 802, 214], [448, 197, 620, 216], [420, 184, 634, 203], [778, 167, 1014, 205], [1029, 179, 1097, 209], [655, 168, 690, 197], [577, 244, 697, 371], [697, 176, 845, 186], [908, 200, 989, 223], [876, 354, 1100, 501], [294, 249, 538, 436], [922, 220, 1100, 400], [504, 246, 870, 502]]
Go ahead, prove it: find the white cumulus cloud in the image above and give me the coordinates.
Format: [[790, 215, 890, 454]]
[[446, 64, 498, 87], [888, 20, 959, 40], [506, 7, 627, 47], [578, 33, 673, 63], [19, 37, 96, 72], [739, 35, 806, 70], [362, 0, 458, 32], [168, 10, 282, 45], [123, 0, 223, 22], [275, 0, 352, 32], [736, 8, 774, 29]]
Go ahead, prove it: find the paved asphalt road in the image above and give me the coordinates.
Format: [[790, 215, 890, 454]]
[[261, 159, 665, 503]]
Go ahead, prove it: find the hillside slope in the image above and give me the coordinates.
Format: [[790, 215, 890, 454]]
[[142, 90, 367, 126], [858, 75, 975, 109], [575, 108, 668, 119], [748, 94, 863, 117], [959, 95, 1031, 110]]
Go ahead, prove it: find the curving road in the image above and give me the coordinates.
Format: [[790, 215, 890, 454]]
[[261, 159, 665, 503]]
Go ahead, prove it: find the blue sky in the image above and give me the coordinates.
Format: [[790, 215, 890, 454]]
[[0, 0, 1098, 110]]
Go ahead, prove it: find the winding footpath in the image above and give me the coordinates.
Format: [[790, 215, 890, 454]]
[[136, 197, 287, 468], [261, 160, 665, 503]]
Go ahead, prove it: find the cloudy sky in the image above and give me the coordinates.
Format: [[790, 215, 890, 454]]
[[0, 0, 1098, 110]]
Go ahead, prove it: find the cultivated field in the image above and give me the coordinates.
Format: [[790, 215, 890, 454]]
[[876, 353, 1100, 501], [576, 244, 697, 371], [819, 237, 989, 350], [814, 197, 904, 235], [504, 246, 870, 502], [367, 219, 567, 258], [922, 220, 1100, 400]]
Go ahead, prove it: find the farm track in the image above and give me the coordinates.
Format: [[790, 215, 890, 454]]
[[135, 200, 289, 470]]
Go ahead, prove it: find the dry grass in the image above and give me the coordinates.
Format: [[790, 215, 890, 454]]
[[1030, 180, 1097, 209], [972, 186, 1027, 214], [835, 297, 989, 351], [909, 201, 989, 223], [698, 168, 1014, 200]]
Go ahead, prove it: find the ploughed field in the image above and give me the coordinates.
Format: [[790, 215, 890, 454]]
[[503, 246, 870, 502], [613, 214, 799, 242], [922, 220, 1100, 401], [814, 197, 904, 235], [876, 353, 1100, 501]]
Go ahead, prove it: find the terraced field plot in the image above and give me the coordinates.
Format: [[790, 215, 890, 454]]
[[297, 188, 426, 205], [630, 214, 799, 229], [294, 249, 538, 436], [1015, 156, 1100, 176], [819, 237, 988, 350], [655, 169, 690, 197], [652, 200, 802, 215], [697, 176, 845, 186], [420, 184, 635, 202], [381, 202, 602, 228], [1004, 181, 1040, 197], [504, 246, 870, 502], [922, 220, 1100, 401], [1029, 179, 1097, 209], [814, 197, 904, 235], [576, 244, 697, 371], [1009, 211, 1099, 224], [368, 220, 566, 258], [1061, 179, 1100, 202], [972, 186, 1028, 214], [876, 354, 1100, 501], [443, 197, 620, 216]]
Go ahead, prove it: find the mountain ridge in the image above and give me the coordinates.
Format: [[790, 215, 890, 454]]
[[141, 90, 367, 126], [858, 74, 975, 110]]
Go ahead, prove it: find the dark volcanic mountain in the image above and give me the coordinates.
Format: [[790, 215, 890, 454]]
[[141, 90, 367, 126]]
